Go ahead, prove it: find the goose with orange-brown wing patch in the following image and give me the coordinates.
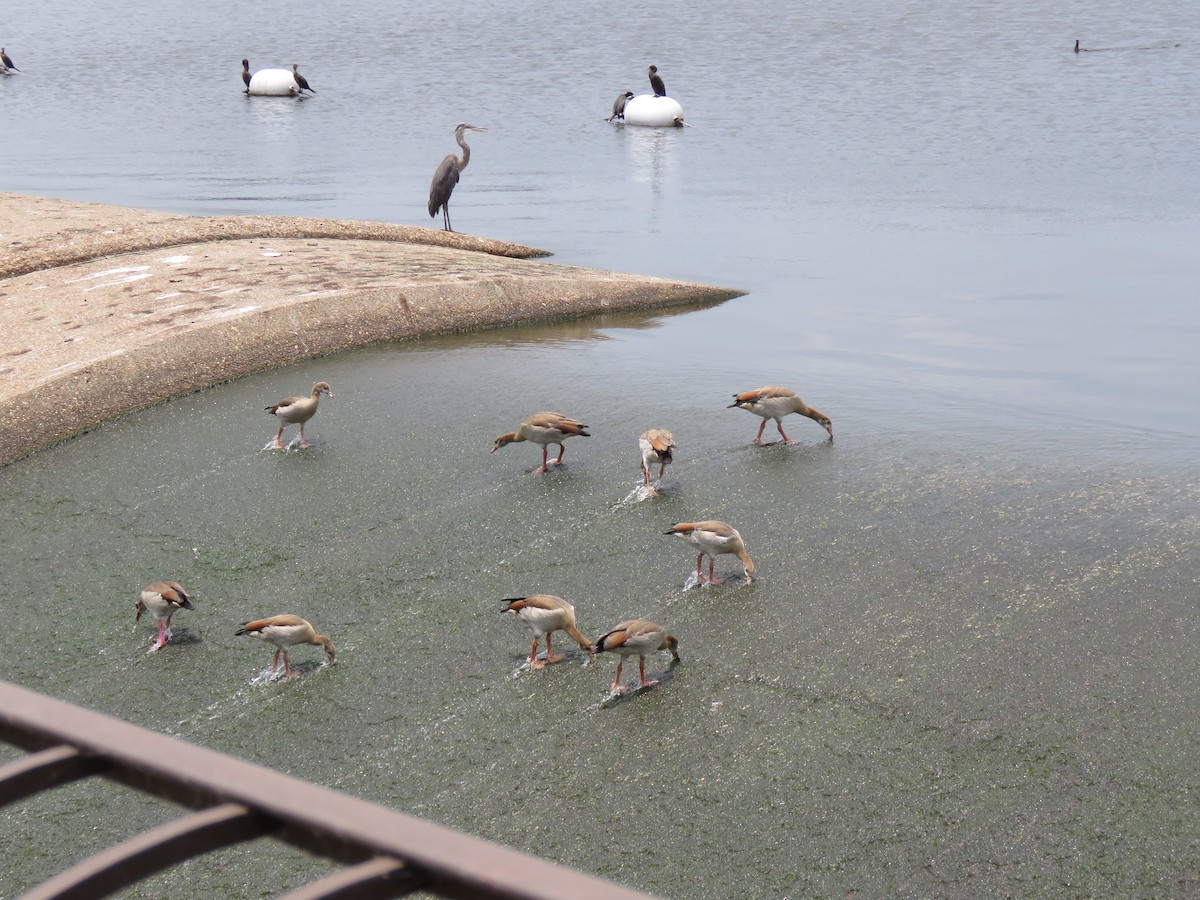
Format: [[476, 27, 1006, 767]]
[[595, 619, 680, 694]]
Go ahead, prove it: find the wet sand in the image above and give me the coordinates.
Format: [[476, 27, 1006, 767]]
[[0, 193, 742, 465]]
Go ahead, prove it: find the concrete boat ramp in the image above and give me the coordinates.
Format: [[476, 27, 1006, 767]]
[[0, 193, 742, 464]]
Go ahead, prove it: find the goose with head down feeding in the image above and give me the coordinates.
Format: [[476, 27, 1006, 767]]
[[595, 619, 680, 694], [235, 614, 335, 678], [666, 520, 755, 585], [639, 428, 676, 490], [502, 595, 594, 668], [136, 581, 194, 652], [266, 381, 333, 449], [728, 385, 832, 444], [491, 412, 590, 474]]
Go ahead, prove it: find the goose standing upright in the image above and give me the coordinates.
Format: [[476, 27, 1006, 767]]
[[502, 595, 595, 668], [1, 48, 18, 73], [428, 123, 487, 232], [136, 581, 195, 651], [491, 411, 590, 474], [236, 615, 335, 678], [666, 520, 755, 585], [595, 619, 680, 694], [728, 386, 833, 444], [266, 381, 333, 449]]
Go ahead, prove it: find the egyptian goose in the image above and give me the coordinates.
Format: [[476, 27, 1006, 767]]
[[266, 381, 333, 449], [491, 412, 590, 474], [595, 619, 680, 693], [666, 520, 755, 585], [502, 595, 595, 668], [241, 58, 251, 92], [639, 428, 676, 489], [728, 386, 832, 444], [136, 581, 194, 651], [235, 614, 335, 678]]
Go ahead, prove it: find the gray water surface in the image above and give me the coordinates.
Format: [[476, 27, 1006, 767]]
[[2, 0, 1198, 896]]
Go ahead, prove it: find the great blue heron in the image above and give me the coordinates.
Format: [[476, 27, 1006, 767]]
[[292, 64, 315, 94], [648, 64, 666, 97], [608, 91, 634, 122], [241, 58, 251, 92], [428, 123, 487, 233], [1, 48, 18, 72]]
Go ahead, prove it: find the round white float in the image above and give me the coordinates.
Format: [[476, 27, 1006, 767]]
[[248, 68, 299, 97], [622, 94, 685, 127]]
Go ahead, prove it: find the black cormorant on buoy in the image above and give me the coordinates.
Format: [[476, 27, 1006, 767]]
[[292, 63, 315, 94], [1, 48, 18, 72], [648, 64, 666, 97], [241, 59, 251, 92], [608, 91, 635, 122]]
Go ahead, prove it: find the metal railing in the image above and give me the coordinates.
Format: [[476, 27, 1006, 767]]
[[0, 680, 654, 900]]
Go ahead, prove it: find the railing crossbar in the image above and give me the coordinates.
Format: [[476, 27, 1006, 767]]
[[278, 857, 427, 900], [22, 802, 274, 900], [0, 744, 109, 809]]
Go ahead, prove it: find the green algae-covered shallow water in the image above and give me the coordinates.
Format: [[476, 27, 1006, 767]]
[[5, 0, 1200, 893], [1, 310, 1197, 897]]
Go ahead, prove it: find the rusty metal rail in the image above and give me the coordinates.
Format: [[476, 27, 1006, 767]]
[[0, 680, 654, 900]]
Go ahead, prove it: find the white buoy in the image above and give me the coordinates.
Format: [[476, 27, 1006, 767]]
[[248, 68, 299, 97], [622, 94, 686, 127]]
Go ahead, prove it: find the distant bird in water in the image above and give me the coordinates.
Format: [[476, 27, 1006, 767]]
[[236, 615, 335, 678], [241, 58, 251, 92], [266, 381, 333, 449], [648, 64, 666, 97], [292, 63, 315, 93], [595, 619, 680, 694], [1, 48, 18, 72], [428, 122, 487, 232], [608, 90, 635, 122], [1074, 39, 1081, 53], [136, 581, 195, 652], [728, 385, 833, 444], [492, 411, 590, 474]]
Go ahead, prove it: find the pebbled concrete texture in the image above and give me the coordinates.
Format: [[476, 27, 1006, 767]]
[[0, 193, 743, 464]]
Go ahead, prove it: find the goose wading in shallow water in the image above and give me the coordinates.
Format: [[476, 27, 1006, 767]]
[[639, 428, 676, 489], [266, 381, 333, 449], [666, 520, 755, 585], [728, 385, 833, 444], [595, 619, 680, 694], [136, 581, 195, 652], [428, 123, 487, 233], [491, 412, 590, 474], [236, 615, 335, 678], [502, 595, 595, 668]]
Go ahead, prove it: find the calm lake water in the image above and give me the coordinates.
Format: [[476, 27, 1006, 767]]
[[2, 0, 1198, 897]]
